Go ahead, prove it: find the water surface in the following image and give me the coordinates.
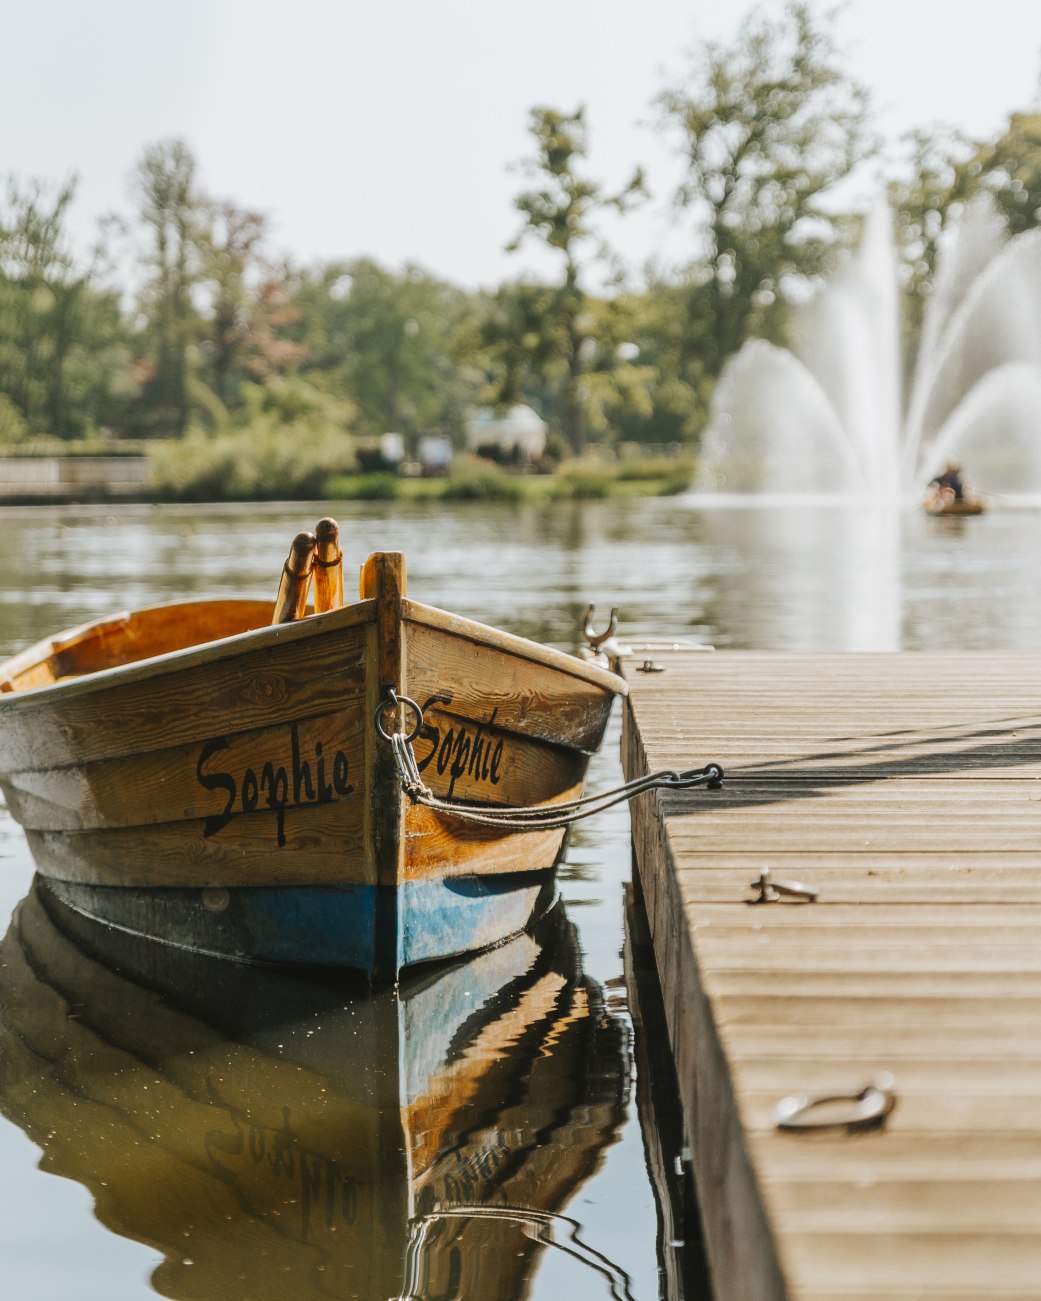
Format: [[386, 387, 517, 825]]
[[0, 494, 1038, 1300]]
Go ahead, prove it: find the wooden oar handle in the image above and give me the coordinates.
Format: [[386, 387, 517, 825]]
[[313, 517, 343, 613], [271, 531, 317, 624]]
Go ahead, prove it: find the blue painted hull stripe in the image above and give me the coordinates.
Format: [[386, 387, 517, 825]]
[[228, 872, 556, 972]]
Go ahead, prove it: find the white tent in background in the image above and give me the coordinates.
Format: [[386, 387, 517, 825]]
[[465, 405, 547, 459]]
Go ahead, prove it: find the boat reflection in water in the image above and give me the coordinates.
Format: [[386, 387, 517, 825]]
[[0, 878, 632, 1300]]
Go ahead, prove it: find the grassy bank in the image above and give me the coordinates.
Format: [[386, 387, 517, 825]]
[[325, 456, 695, 504], [151, 447, 694, 504], [0, 438, 695, 504]]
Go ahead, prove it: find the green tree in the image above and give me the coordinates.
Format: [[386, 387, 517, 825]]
[[289, 258, 476, 441], [656, 2, 876, 419], [494, 105, 644, 454], [471, 278, 563, 423], [605, 281, 704, 444], [196, 203, 306, 413], [197, 200, 265, 408], [133, 139, 202, 437], [0, 177, 79, 436], [473, 278, 657, 448], [0, 177, 128, 439], [963, 113, 1041, 235]]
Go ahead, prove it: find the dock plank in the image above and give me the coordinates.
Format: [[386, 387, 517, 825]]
[[622, 649, 1041, 1301]]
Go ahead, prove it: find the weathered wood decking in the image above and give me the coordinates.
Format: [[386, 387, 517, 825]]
[[622, 649, 1041, 1301]]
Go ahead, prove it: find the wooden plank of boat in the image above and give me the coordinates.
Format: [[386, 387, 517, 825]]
[[0, 879, 630, 1300], [0, 541, 626, 978]]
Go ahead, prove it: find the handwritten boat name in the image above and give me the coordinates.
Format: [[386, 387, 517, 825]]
[[196, 721, 353, 847], [205, 1100, 358, 1240], [414, 697, 506, 799], [416, 1128, 514, 1213]]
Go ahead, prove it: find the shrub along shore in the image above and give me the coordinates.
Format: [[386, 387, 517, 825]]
[[157, 456, 695, 504], [318, 456, 693, 504], [0, 441, 695, 506]]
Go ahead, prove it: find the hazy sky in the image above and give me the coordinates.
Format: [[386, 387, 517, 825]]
[[4, 0, 1041, 287]]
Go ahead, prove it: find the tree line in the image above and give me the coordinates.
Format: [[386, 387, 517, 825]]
[[2, 2, 1040, 465]]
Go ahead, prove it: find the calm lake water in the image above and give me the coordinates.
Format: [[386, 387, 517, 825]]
[[1, 493, 1040, 1301]]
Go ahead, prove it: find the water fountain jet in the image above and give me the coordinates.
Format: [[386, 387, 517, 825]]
[[696, 196, 1041, 499]]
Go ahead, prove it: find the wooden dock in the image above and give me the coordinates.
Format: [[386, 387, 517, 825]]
[[621, 648, 1041, 1301]]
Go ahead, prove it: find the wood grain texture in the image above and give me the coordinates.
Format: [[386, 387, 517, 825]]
[[407, 709, 588, 808], [623, 648, 1041, 1301], [403, 803, 568, 881], [3, 706, 586, 836], [1, 599, 275, 690], [404, 599, 625, 692], [313, 516, 344, 613], [406, 627, 615, 759], [360, 551, 406, 900], [0, 601, 376, 769], [25, 797, 368, 888], [271, 531, 316, 624], [2, 708, 365, 832]]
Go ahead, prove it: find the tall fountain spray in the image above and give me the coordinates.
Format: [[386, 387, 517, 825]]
[[696, 196, 1041, 497]]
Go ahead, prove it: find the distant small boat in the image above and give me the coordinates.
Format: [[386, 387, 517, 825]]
[[923, 489, 986, 516], [0, 526, 626, 979], [0, 880, 633, 1300]]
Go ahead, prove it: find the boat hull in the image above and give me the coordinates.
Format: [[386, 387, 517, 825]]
[[923, 491, 985, 516], [0, 553, 624, 977], [40, 870, 559, 971]]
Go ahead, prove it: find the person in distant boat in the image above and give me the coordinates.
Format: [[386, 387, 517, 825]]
[[929, 462, 965, 501]]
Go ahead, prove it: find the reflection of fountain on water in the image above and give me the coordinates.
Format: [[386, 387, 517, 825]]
[[693, 502, 903, 652], [695, 196, 1041, 498]]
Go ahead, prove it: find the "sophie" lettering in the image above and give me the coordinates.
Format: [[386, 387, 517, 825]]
[[414, 701, 505, 799], [196, 721, 353, 847]]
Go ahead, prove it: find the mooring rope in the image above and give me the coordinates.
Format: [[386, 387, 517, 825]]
[[375, 690, 723, 832]]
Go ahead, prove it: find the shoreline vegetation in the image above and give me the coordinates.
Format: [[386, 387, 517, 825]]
[[323, 456, 694, 504], [0, 441, 695, 506]]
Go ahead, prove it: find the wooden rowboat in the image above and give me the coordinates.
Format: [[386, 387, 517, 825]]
[[0, 533, 626, 978], [0, 880, 632, 1300], [923, 488, 986, 516]]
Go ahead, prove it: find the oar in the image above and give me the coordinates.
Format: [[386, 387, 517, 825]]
[[313, 517, 344, 613], [271, 532, 317, 624]]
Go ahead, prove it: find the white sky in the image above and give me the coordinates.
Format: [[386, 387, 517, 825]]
[[3, 0, 1041, 289]]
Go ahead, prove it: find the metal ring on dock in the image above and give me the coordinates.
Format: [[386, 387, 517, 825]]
[[775, 1072, 897, 1133], [374, 690, 425, 744]]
